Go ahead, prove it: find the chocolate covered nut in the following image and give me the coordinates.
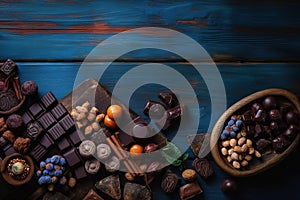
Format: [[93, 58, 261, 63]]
[[158, 92, 178, 108], [143, 100, 165, 118], [182, 169, 196, 181], [221, 179, 237, 193], [21, 81, 38, 96], [269, 109, 281, 121], [96, 143, 111, 160], [161, 170, 179, 193], [13, 137, 31, 154], [285, 111, 299, 125], [256, 139, 271, 151], [3, 130, 15, 143], [192, 158, 214, 179], [179, 181, 203, 200], [85, 159, 100, 174]]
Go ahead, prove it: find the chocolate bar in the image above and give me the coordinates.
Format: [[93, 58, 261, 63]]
[[57, 138, 71, 151], [22, 112, 33, 125], [68, 130, 84, 146], [63, 148, 81, 167], [51, 103, 68, 120], [39, 134, 54, 149], [48, 123, 65, 141], [40, 91, 57, 108], [74, 166, 87, 179], [38, 112, 56, 130], [3, 144, 16, 156], [29, 144, 47, 161], [59, 115, 75, 132], [29, 103, 44, 118]]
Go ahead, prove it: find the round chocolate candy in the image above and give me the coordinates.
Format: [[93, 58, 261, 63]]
[[285, 111, 299, 125], [21, 81, 38, 96], [6, 114, 23, 131], [221, 179, 237, 193], [263, 96, 277, 110], [269, 109, 281, 121]]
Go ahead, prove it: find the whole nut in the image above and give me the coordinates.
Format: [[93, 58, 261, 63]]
[[231, 152, 239, 161], [255, 150, 261, 158], [76, 106, 88, 113], [236, 133, 242, 139], [240, 130, 247, 137], [238, 137, 246, 146], [91, 122, 100, 131], [230, 139, 237, 147], [246, 139, 253, 147], [233, 146, 242, 153], [221, 147, 228, 156], [81, 119, 88, 127], [125, 172, 135, 181], [71, 110, 78, 119], [82, 101, 90, 109], [76, 122, 84, 129], [241, 144, 248, 153], [232, 161, 240, 169], [241, 160, 248, 167], [85, 126, 93, 136], [139, 164, 148, 172], [90, 107, 99, 114], [244, 155, 252, 161], [227, 155, 233, 163], [68, 177, 76, 188], [87, 113, 96, 121], [76, 112, 86, 121], [238, 154, 243, 161], [248, 147, 255, 155], [96, 114, 105, 122], [222, 140, 230, 147], [228, 148, 234, 155]]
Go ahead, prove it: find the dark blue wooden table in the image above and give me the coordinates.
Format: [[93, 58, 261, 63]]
[[1, 1, 300, 200]]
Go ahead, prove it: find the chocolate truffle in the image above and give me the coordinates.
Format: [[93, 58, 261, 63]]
[[6, 114, 24, 132], [269, 109, 281, 121], [85, 159, 101, 174], [285, 111, 299, 125], [263, 96, 277, 110], [123, 182, 151, 200], [13, 137, 31, 154], [192, 158, 214, 179], [21, 81, 38, 96], [95, 175, 121, 200], [2, 130, 15, 143], [79, 140, 96, 158], [221, 179, 237, 193]]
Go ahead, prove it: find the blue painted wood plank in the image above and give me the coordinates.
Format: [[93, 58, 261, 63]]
[[0, 0, 300, 61], [6, 61, 298, 200]]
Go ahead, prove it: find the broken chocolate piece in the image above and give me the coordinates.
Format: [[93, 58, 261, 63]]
[[95, 174, 121, 200], [272, 135, 291, 153]]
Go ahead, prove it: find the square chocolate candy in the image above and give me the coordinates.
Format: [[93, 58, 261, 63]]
[[40, 92, 57, 109], [51, 103, 68, 120], [74, 166, 87, 179], [38, 112, 56, 130], [59, 115, 75, 132], [57, 138, 71, 152], [39, 134, 54, 149], [29, 144, 47, 161], [48, 123, 65, 141], [68, 130, 84, 146], [29, 103, 45, 118], [63, 148, 81, 167]]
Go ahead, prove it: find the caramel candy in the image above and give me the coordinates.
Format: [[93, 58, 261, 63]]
[[182, 169, 196, 181]]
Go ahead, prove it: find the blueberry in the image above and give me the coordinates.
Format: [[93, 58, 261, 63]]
[[222, 129, 230, 135], [230, 131, 237, 137], [236, 120, 243, 127], [231, 115, 237, 121], [221, 134, 228, 140], [228, 120, 235, 126], [36, 170, 42, 177], [43, 170, 49, 176], [60, 158, 66, 165], [232, 126, 239, 132], [46, 163, 54, 170], [40, 161, 46, 168], [48, 171, 54, 176], [51, 155, 60, 164], [45, 176, 52, 184], [54, 170, 62, 176], [38, 176, 46, 185], [45, 158, 51, 163]]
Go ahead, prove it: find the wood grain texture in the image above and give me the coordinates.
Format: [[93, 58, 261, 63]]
[[1, 0, 300, 61]]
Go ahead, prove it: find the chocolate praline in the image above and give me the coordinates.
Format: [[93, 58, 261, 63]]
[[285, 111, 299, 125], [221, 179, 237, 193], [21, 81, 38, 96], [262, 96, 277, 110], [6, 114, 24, 132]]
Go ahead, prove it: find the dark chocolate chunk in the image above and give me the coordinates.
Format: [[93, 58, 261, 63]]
[[40, 91, 57, 108], [74, 166, 87, 179], [29, 144, 47, 161], [0, 59, 17, 76], [255, 124, 264, 135], [51, 103, 68, 120], [272, 135, 291, 153], [143, 100, 165, 118], [269, 109, 281, 121], [187, 134, 211, 157], [68, 130, 84, 146], [242, 110, 254, 125], [39, 134, 54, 149], [57, 138, 71, 151], [48, 123, 65, 141], [95, 175, 121, 200], [263, 96, 277, 110], [256, 138, 272, 151], [3, 144, 16, 156], [29, 103, 44, 118], [192, 158, 214, 179], [26, 121, 43, 141], [254, 109, 267, 123], [286, 111, 299, 125], [161, 170, 180, 193], [158, 92, 178, 108], [0, 137, 8, 147], [179, 181, 203, 200], [251, 103, 263, 113], [64, 148, 81, 167], [246, 125, 255, 136], [0, 89, 19, 111], [59, 115, 75, 132], [22, 112, 33, 125], [38, 112, 56, 130]]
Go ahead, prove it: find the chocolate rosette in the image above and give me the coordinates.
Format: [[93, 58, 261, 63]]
[[0, 89, 19, 111]]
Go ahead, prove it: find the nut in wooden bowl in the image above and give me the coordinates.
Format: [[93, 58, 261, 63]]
[[210, 88, 300, 177]]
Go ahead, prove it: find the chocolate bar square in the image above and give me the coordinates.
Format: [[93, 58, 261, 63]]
[[41, 92, 57, 109], [38, 112, 56, 130], [3, 144, 16, 156], [40, 134, 54, 149], [64, 148, 81, 167], [0, 137, 8, 147], [74, 166, 87, 179], [22, 112, 33, 125], [57, 138, 71, 152], [51, 103, 68, 120], [29, 144, 47, 161], [29, 103, 44, 118], [68, 130, 84, 146], [59, 115, 75, 132], [48, 123, 65, 141]]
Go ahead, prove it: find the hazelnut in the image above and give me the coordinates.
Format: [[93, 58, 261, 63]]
[[87, 113, 96, 122], [226, 155, 233, 163], [76, 122, 84, 129], [82, 101, 90, 109], [91, 122, 100, 131], [229, 138, 237, 147], [238, 137, 246, 146], [81, 119, 88, 127], [240, 130, 247, 137], [96, 114, 105, 122], [232, 161, 240, 169], [236, 133, 241, 139], [90, 107, 99, 114], [71, 110, 78, 119], [233, 146, 242, 153], [68, 177, 76, 188], [254, 150, 261, 158], [76, 112, 86, 121], [221, 140, 230, 147], [241, 144, 248, 153], [85, 126, 93, 136], [246, 139, 252, 147], [231, 152, 239, 161], [221, 147, 228, 156], [228, 148, 234, 155], [241, 160, 248, 167], [248, 147, 255, 155], [76, 106, 88, 113], [244, 155, 252, 161], [139, 164, 148, 172]]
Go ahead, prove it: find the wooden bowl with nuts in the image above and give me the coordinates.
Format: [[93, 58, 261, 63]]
[[210, 88, 300, 177]]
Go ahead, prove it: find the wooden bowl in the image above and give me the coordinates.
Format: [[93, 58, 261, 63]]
[[210, 88, 300, 177], [0, 153, 35, 186], [0, 96, 25, 115]]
